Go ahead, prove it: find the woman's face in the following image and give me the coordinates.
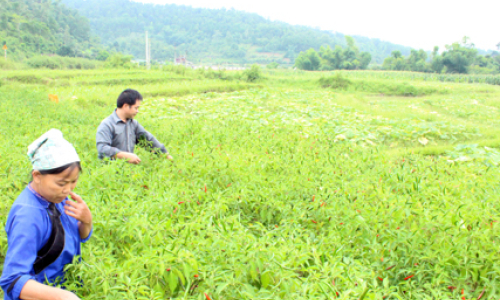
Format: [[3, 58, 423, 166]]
[[32, 167, 80, 203]]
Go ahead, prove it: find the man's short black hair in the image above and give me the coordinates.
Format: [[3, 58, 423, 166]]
[[117, 89, 143, 108]]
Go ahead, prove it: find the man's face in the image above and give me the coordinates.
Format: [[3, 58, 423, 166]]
[[126, 100, 141, 119]]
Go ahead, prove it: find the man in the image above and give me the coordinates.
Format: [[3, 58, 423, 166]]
[[96, 89, 173, 164]]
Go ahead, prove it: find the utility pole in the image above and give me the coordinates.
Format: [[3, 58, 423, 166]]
[[145, 31, 150, 70]]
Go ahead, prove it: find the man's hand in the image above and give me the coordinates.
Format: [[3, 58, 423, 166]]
[[166, 154, 174, 161], [116, 152, 141, 164]]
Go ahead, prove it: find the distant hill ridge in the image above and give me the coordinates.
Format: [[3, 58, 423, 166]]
[[0, 0, 99, 59], [62, 0, 413, 64]]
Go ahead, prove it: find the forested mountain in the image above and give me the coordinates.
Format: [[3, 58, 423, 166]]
[[62, 0, 413, 64], [0, 0, 102, 59]]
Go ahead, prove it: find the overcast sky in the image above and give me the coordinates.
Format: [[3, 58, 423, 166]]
[[135, 0, 499, 52]]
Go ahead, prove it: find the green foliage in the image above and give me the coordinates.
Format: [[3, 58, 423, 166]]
[[95, 50, 110, 61], [381, 39, 499, 75], [61, 0, 412, 64], [266, 62, 279, 69], [103, 53, 134, 69], [383, 49, 429, 72], [25, 55, 101, 69], [0, 58, 25, 70], [319, 74, 437, 96], [295, 49, 321, 71], [243, 64, 262, 82], [296, 37, 371, 71], [2, 68, 500, 299], [441, 42, 477, 73], [319, 73, 351, 89], [0, 0, 102, 60]]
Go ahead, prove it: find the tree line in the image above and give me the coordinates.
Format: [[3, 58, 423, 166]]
[[379, 37, 500, 74], [294, 36, 372, 71]]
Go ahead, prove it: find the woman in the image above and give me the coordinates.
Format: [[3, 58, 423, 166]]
[[0, 129, 92, 300]]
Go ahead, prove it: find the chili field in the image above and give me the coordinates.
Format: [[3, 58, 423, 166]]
[[1, 68, 500, 299]]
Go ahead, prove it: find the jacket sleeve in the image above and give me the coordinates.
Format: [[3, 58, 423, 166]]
[[135, 121, 168, 154], [0, 205, 46, 300], [96, 122, 121, 159]]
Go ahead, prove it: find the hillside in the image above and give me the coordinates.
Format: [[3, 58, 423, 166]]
[[62, 0, 413, 64], [0, 0, 102, 60]]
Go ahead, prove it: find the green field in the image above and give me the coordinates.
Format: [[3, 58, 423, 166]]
[[1, 68, 500, 299]]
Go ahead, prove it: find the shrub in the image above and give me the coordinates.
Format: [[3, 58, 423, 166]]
[[25, 55, 101, 69], [266, 62, 279, 69], [244, 64, 261, 82], [104, 53, 134, 69], [318, 73, 351, 89]]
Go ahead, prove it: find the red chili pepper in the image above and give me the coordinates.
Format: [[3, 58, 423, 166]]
[[404, 275, 414, 280], [320, 202, 325, 207], [194, 274, 199, 278], [166, 268, 171, 271], [312, 195, 315, 201], [386, 265, 396, 270], [461, 289, 464, 295], [336, 291, 339, 297], [339, 223, 344, 225], [378, 277, 383, 281], [197, 201, 200, 205], [477, 288, 485, 300], [178, 202, 184, 204], [311, 220, 317, 224], [205, 293, 212, 300], [192, 152, 194, 157], [173, 207, 178, 213], [142, 185, 149, 189], [461, 297, 465, 300], [447, 286, 456, 291], [204, 184, 207, 193], [227, 183, 231, 187]]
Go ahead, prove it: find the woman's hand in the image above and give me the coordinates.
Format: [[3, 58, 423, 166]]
[[65, 192, 92, 239], [65, 192, 92, 225], [20, 279, 81, 300]]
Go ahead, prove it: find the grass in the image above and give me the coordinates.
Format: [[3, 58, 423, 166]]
[[1, 68, 500, 299]]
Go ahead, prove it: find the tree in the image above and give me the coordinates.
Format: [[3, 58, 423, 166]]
[[96, 50, 110, 61], [56, 45, 75, 57], [441, 42, 477, 73], [431, 56, 444, 73], [391, 50, 402, 59], [358, 52, 371, 69], [431, 46, 439, 59], [295, 48, 321, 70]]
